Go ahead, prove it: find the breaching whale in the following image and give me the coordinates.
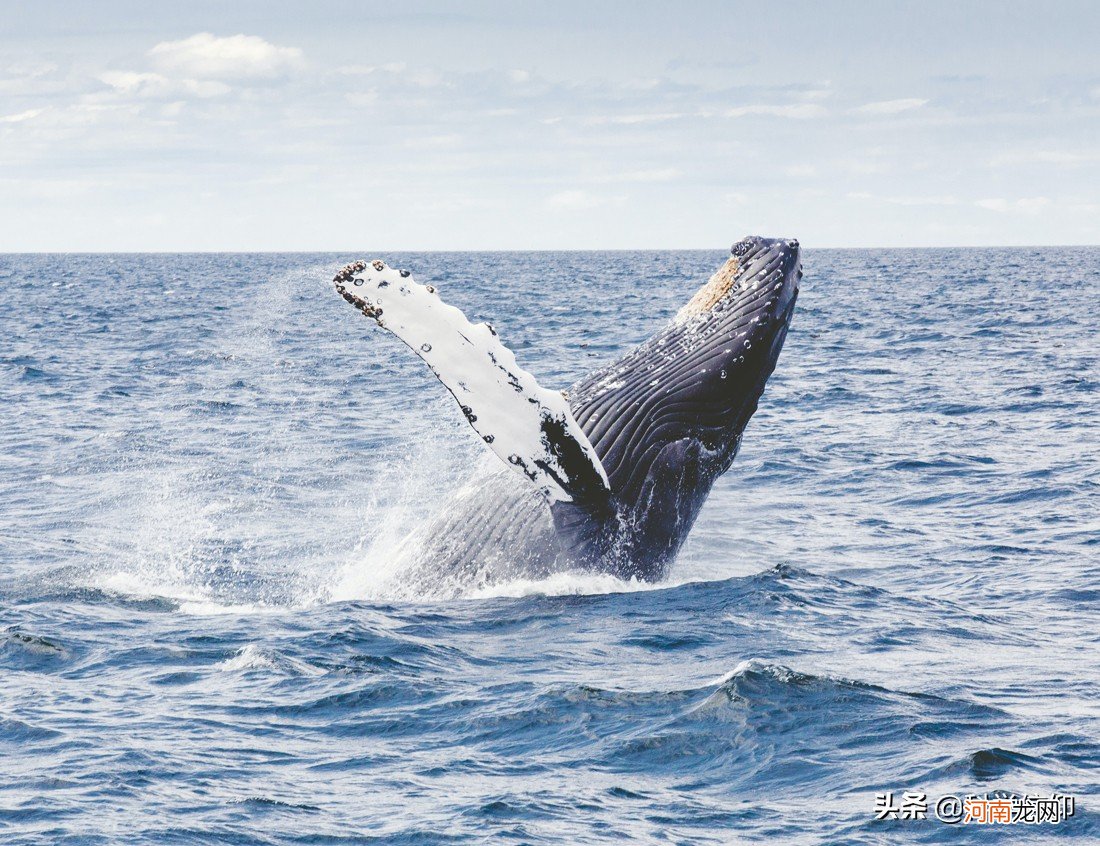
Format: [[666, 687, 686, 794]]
[[334, 235, 801, 590]]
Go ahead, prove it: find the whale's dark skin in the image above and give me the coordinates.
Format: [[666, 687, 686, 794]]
[[398, 236, 801, 589]]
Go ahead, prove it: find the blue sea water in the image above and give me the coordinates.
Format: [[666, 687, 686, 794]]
[[1, 247, 1097, 844]]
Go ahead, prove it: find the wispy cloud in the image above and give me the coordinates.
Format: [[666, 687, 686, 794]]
[[853, 98, 928, 115], [0, 107, 44, 123], [975, 197, 1050, 214], [402, 133, 464, 150], [848, 192, 958, 206], [585, 112, 685, 125], [546, 190, 623, 210], [724, 103, 826, 119], [589, 168, 682, 183], [98, 70, 230, 99], [989, 150, 1100, 167]]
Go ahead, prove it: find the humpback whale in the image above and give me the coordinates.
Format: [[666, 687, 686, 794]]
[[334, 235, 801, 590]]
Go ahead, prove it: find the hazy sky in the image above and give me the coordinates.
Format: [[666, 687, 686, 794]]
[[2, 0, 1098, 250]]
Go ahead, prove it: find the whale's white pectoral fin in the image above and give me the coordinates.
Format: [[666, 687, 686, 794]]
[[334, 260, 611, 507]]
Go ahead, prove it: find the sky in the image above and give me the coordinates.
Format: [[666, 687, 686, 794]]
[[1, 0, 1098, 250]]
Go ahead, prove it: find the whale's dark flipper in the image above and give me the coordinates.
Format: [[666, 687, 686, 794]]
[[334, 260, 611, 510]]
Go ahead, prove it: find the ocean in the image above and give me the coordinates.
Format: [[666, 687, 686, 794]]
[[1, 247, 1097, 844]]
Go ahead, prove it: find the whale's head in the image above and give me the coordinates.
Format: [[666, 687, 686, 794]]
[[675, 235, 800, 330], [568, 235, 801, 576], [666, 235, 801, 427]]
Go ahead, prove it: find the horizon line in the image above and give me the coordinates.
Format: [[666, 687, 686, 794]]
[[2, 243, 1097, 255]]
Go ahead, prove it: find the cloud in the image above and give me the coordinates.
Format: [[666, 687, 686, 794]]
[[546, 190, 623, 210], [838, 157, 891, 175], [847, 192, 958, 206], [975, 197, 1050, 214], [585, 112, 685, 125], [853, 98, 928, 115], [0, 175, 107, 199], [0, 108, 44, 123], [591, 168, 681, 183], [402, 133, 463, 149], [724, 104, 826, 119], [894, 195, 958, 206], [0, 62, 73, 98], [98, 70, 230, 99], [148, 32, 304, 79], [0, 62, 59, 92], [988, 150, 1099, 167], [3, 61, 58, 77]]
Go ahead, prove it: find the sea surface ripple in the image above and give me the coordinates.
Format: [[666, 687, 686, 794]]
[[1, 248, 1097, 844]]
